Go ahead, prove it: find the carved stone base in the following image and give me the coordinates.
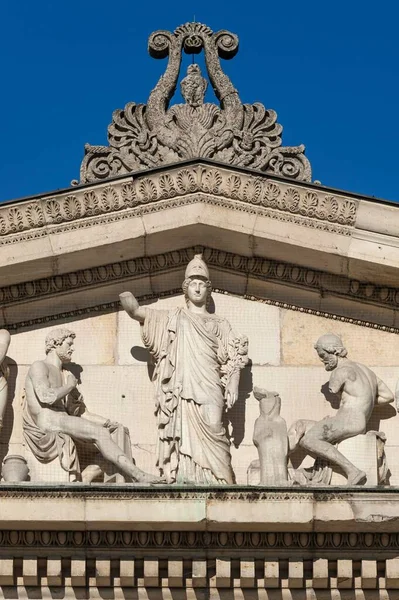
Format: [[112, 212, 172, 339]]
[[26, 452, 76, 483]]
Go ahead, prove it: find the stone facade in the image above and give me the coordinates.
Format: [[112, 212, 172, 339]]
[[3, 292, 399, 486], [1, 19, 399, 600]]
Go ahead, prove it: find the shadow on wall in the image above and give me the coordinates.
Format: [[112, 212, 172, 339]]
[[225, 362, 253, 449], [368, 403, 397, 432], [65, 362, 84, 385], [320, 381, 340, 410], [131, 346, 154, 380]]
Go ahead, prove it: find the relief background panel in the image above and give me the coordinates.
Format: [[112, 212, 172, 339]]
[[3, 292, 399, 486]]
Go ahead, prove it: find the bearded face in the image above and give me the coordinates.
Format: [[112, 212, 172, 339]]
[[316, 347, 338, 371], [56, 336, 74, 363]]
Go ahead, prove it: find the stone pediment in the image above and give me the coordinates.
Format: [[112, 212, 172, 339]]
[[3, 21, 399, 600], [2, 160, 399, 323], [79, 22, 311, 183]]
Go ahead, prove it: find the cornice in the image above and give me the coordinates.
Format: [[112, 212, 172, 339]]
[[0, 164, 357, 246], [0, 489, 399, 590], [2, 247, 399, 333]]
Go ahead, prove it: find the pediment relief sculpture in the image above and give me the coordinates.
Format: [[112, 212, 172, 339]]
[[120, 254, 249, 484], [80, 22, 311, 184], [1, 258, 398, 488], [291, 333, 394, 485], [251, 387, 289, 486], [250, 333, 395, 487], [22, 328, 160, 484]]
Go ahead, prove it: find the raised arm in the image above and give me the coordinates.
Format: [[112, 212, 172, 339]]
[[119, 292, 147, 323], [0, 329, 11, 364], [29, 361, 77, 406]]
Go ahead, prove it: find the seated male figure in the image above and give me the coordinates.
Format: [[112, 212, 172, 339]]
[[24, 328, 159, 484], [289, 334, 394, 486]]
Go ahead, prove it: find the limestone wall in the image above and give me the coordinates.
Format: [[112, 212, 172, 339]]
[[3, 292, 399, 485]]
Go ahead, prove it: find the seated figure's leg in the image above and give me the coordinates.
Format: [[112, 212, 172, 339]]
[[300, 417, 366, 485], [50, 414, 160, 483], [288, 419, 317, 453]]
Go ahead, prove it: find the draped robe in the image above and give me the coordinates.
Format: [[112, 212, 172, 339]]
[[142, 307, 239, 484]]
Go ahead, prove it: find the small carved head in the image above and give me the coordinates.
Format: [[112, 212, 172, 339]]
[[314, 333, 347, 371], [235, 334, 249, 356], [240, 131, 254, 151], [45, 328, 76, 363], [253, 387, 281, 415], [182, 277, 212, 308], [180, 64, 208, 107]]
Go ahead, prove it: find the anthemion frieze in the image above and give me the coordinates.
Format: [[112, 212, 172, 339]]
[[1, 18, 399, 600], [0, 163, 357, 243]]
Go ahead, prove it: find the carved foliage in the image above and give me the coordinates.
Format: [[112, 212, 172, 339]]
[[0, 166, 358, 242], [0, 203, 45, 234]]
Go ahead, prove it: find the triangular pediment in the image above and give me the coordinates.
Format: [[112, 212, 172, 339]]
[[1, 159, 399, 331]]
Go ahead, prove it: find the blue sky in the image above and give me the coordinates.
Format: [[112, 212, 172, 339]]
[[0, 0, 398, 202]]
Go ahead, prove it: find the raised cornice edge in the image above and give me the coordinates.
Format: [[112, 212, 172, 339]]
[[0, 164, 357, 244]]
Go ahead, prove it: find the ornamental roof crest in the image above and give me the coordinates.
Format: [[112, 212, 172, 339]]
[[80, 23, 312, 183]]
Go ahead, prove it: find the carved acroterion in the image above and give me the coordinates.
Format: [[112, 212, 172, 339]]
[[80, 23, 311, 183]]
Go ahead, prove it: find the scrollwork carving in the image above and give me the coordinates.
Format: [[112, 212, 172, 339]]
[[80, 22, 311, 183]]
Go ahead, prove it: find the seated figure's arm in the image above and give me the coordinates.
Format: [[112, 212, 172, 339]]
[[81, 411, 120, 432], [77, 402, 119, 430], [29, 361, 76, 406], [376, 377, 394, 405]]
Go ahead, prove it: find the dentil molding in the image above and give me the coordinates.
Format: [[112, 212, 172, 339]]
[[1, 247, 399, 333]]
